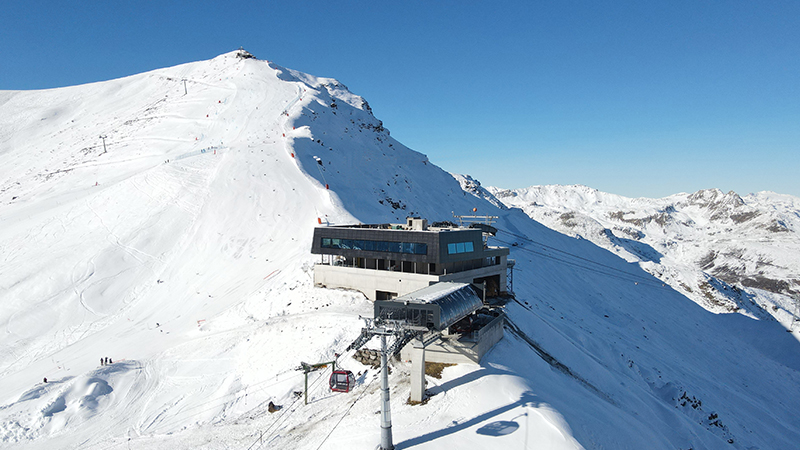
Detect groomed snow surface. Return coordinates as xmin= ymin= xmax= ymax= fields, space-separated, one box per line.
xmin=1 ymin=51 xmax=799 ymax=449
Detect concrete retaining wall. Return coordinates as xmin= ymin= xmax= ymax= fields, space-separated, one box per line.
xmin=314 ymin=265 xmax=438 ymax=300
xmin=399 ymin=316 xmax=504 ymax=365
xmin=314 ymin=264 xmax=507 ymax=300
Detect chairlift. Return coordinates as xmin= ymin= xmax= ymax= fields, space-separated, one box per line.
xmin=329 ymin=370 xmax=356 ymax=393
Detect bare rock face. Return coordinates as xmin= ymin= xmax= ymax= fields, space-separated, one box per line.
xmin=451 ymin=174 xmax=508 ymax=210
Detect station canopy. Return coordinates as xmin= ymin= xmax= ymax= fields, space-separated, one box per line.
xmin=374 ymin=282 xmax=483 ymax=331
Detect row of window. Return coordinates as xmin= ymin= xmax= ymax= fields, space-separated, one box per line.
xmin=321 ymin=238 xmax=428 ymax=255
xmin=447 ymin=241 xmax=475 ymax=254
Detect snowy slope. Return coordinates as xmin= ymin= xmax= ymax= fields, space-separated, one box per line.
xmin=484 ymin=184 xmax=800 ymax=326
xmin=1 ymin=51 xmax=799 ymax=450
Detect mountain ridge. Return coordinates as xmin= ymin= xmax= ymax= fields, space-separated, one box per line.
xmin=484 ymin=182 xmax=800 ymax=322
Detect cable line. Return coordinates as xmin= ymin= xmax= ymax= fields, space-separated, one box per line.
xmin=250 ymin=347 xmax=361 ymax=449
xmin=491 ymin=231 xmax=669 ymax=290
xmin=253 ymin=365 xmax=331 ymax=448
xmin=314 ymin=371 xmax=378 ymax=450
xmin=496 ymin=228 xmax=661 ymax=283
xmin=149 ymin=368 xmax=299 ymax=433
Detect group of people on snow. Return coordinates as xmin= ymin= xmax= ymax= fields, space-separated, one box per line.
xmin=41 ymin=357 xmax=116 ymax=385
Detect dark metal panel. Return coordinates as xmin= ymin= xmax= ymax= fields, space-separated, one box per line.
xmin=374 ymin=301 xmax=439 ymax=329
xmin=312 ymin=226 xmax=440 ymax=263
xmin=312 ymin=226 xmax=508 ymax=264
xmin=437 ymin=229 xmax=484 ymax=263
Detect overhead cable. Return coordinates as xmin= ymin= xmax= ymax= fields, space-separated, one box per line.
xmin=492 ymin=230 xmax=669 ymax=290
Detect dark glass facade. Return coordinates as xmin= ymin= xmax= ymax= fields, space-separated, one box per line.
xmin=321 ymin=238 xmax=428 ymax=255
xmin=446 ymin=242 xmax=474 ymax=254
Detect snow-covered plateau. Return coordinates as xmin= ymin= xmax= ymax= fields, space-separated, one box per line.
xmin=1 ymin=50 xmax=798 ymax=450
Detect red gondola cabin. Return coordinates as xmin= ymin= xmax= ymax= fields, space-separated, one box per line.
xmin=329 ymin=370 xmax=356 ymax=393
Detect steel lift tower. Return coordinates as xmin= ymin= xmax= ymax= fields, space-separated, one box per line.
xmin=346 ymin=282 xmax=484 ymax=450
xmin=347 ymin=318 xmax=423 ymax=450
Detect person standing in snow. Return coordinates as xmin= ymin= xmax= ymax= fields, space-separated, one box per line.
xmin=100 ymin=357 xmax=105 ymax=366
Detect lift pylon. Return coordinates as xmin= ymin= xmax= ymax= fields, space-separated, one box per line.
xmin=344 ymin=318 xmax=431 ymax=450
xmin=297 ymin=357 xmax=337 ymax=405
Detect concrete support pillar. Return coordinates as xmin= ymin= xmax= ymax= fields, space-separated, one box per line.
xmin=410 ymin=337 xmax=426 ymax=403
xmin=499 ymin=255 xmax=508 ymax=293
xmin=380 ymin=335 xmax=394 ymax=450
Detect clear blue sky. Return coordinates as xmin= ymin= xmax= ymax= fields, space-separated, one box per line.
xmin=2 ymin=1 xmax=798 ymax=198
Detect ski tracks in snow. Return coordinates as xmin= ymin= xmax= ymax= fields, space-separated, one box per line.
xmin=85 ymin=197 xmax=155 ymax=266
xmin=72 ymin=257 xmax=98 ymax=316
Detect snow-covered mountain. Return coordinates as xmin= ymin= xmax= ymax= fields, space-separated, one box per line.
xmin=484 ymin=184 xmax=800 ymax=325
xmin=1 ymin=50 xmax=799 ymax=450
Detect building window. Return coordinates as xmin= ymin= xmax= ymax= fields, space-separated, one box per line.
xmin=321 ymin=238 xmax=427 ymax=255
xmin=447 ymin=241 xmax=475 ymax=254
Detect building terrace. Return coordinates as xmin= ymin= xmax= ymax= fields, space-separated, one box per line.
xmin=311 ymin=218 xmax=510 ymax=300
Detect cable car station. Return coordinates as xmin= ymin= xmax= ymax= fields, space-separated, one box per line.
xmin=375 ymin=282 xmax=505 ymax=401
xmin=311 ymin=217 xmax=511 ymax=300
xmin=309 ymin=217 xmax=509 ymax=450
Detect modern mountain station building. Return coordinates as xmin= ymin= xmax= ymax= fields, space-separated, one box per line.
xmin=312 ymin=218 xmax=510 ymax=402
xmin=311 ymin=217 xmax=511 ymax=301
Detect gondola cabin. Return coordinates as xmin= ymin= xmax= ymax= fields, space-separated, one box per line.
xmin=329 ymin=370 xmax=356 ymax=393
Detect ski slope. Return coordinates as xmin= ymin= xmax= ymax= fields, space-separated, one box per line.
xmin=1 ymin=50 xmax=798 ymax=449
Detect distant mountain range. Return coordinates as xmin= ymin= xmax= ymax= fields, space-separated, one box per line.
xmin=466 ymin=178 xmax=799 ymax=327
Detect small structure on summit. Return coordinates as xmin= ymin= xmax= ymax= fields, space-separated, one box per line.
xmin=235 ymin=47 xmax=256 ymax=59
xmin=311 ymin=217 xmax=511 ymax=300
